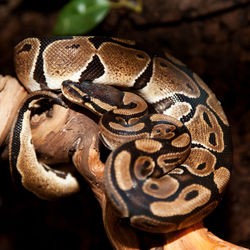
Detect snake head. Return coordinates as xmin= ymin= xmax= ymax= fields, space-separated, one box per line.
xmin=61 ymin=80 xmax=124 ymax=116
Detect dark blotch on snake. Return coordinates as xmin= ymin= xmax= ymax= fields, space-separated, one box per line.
xmin=65 ymin=44 xmax=80 ymax=49
xmin=197 ymin=162 xmax=206 ymax=170
xmin=79 ymin=55 xmax=105 ymax=82
xmin=203 ymin=112 xmax=212 ymax=127
xmin=150 ymin=183 xmax=159 ymax=190
xmin=17 ymin=44 xmax=32 ymax=54
xmin=133 ymin=60 xmax=153 ymax=90
xmin=140 ymin=160 xmax=152 ymax=177
xmin=185 ymin=190 xmax=199 ymax=201
xmin=209 ymin=133 xmax=217 ymax=146
xmin=163 ymin=158 xmax=180 ymax=164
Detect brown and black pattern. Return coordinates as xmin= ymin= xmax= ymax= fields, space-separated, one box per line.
xmin=9 ymin=91 xmax=80 ymax=200
xmin=12 ymin=36 xmax=232 ymax=234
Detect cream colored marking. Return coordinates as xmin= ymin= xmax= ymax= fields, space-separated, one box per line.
xmin=182 ymin=148 xmax=216 ymax=176
xmin=96 ymin=42 xmax=150 ymax=87
xmin=150 ymin=184 xmax=211 ymax=217
xmin=178 ymin=201 xmax=218 ymax=229
xmin=143 ymin=175 xmax=179 ymax=199
xmin=131 ymin=215 xmax=177 ymax=233
xmin=14 ymin=38 xmax=41 ymax=91
xmin=207 ymin=94 xmax=229 ymax=126
xmin=151 ymin=124 xmax=176 ymax=140
xmin=135 ymin=139 xmax=162 ymax=153
xmin=92 ymin=97 xmax=116 ymax=112
xmin=113 ymin=92 xmax=147 ymax=116
xmin=150 ymin=114 xmax=183 ymax=127
xmin=193 ymin=73 xmax=229 ymax=126
xmin=186 ymin=105 xmax=224 ymax=152
xmin=134 ymin=156 xmax=154 ymax=180
xmin=114 ymin=150 xmax=133 ymax=191
xmin=170 ymin=168 xmax=184 ymax=175
xmin=138 ymin=57 xmax=200 ymax=104
xmin=171 ymin=133 xmax=190 ymax=148
xmin=157 ymin=152 xmax=181 ymax=170
xmin=43 ymin=37 xmax=96 ymax=89
xmin=213 ymin=167 xmax=230 ymax=193
xmin=109 ymin=121 xmax=145 ymax=132
xmin=163 ymin=102 xmax=192 ymax=121
xmin=128 ymin=117 xmax=140 ymax=125
xmin=157 ymin=148 xmax=190 ymax=173
xmin=100 ymin=122 xmax=149 ymax=150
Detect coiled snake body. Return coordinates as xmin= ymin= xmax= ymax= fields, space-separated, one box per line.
xmin=11 ymin=36 xmax=232 ymax=233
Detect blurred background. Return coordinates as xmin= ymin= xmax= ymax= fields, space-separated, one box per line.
xmin=0 ymin=0 xmax=249 ymax=249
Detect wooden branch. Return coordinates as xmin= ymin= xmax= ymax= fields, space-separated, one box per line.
xmin=0 ymin=75 xmax=27 ymax=147
xmin=30 ymin=104 xmax=100 ymax=166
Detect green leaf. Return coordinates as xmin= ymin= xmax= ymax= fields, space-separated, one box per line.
xmin=53 ymin=0 xmax=110 ymax=35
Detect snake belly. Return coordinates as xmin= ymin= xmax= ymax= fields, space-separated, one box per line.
xmin=13 ymin=36 xmax=232 ymax=233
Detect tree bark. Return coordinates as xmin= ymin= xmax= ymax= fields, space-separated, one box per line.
xmin=0 ymin=75 xmax=27 ymax=147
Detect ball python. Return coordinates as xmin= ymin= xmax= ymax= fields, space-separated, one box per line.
xmin=11 ymin=36 xmax=232 ymax=233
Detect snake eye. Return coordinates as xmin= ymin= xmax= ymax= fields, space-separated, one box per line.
xmin=82 ymin=95 xmax=91 ymax=102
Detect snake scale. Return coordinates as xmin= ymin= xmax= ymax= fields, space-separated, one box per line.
xmin=10 ymin=36 xmax=232 ymax=233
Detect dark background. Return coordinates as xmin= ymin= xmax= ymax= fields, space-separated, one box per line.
xmin=0 ymin=0 xmax=249 ymax=249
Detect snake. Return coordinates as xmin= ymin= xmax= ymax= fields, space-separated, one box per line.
xmin=10 ymin=36 xmax=232 ymax=233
